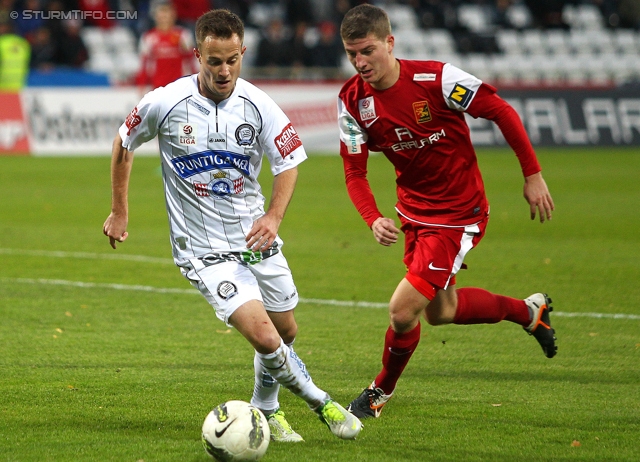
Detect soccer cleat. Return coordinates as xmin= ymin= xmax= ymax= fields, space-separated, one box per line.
xmin=315 ymin=399 xmax=363 ymax=440
xmin=347 ymin=383 xmax=393 ymax=419
xmin=266 ymin=409 xmax=304 ymax=442
xmin=524 ymin=293 xmax=557 ymax=358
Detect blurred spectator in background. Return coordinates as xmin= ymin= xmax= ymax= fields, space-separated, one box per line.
xmin=29 ymin=26 xmax=57 ymax=70
xmin=491 ymin=0 xmax=517 ymax=29
xmin=14 ymin=0 xmax=46 ymax=40
xmin=56 ymin=18 xmax=89 ymax=68
xmin=617 ymin=0 xmax=640 ymax=28
xmin=284 ymin=0 xmax=315 ymax=27
xmin=310 ymin=20 xmax=342 ymax=68
xmin=0 ymin=18 xmax=31 ymax=91
xmin=172 ymin=0 xmax=211 ymax=34
xmin=255 ymin=17 xmax=294 ymax=67
xmin=135 ymin=1 xmax=196 ymax=88
xmin=524 ymin=0 xmax=570 ymax=29
xmin=290 ymin=21 xmax=313 ymax=68
xmin=79 ymin=0 xmax=116 ymax=29
xmin=412 ymin=0 xmax=461 ymax=29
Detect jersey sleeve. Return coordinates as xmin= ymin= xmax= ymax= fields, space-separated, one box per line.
xmin=258 ymin=99 xmax=307 ymax=176
xmin=338 ymin=97 xmax=382 ymax=228
xmin=440 ymin=63 xmax=483 ymax=112
xmin=466 ymin=85 xmax=541 ymax=177
xmin=118 ymin=89 xmax=161 ymax=152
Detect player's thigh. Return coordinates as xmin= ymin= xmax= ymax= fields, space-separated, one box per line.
xmin=229 ymin=299 xmax=282 ymax=353
xmin=178 ymin=259 xmax=264 ymax=327
xmin=249 ymin=251 xmax=299 ymax=313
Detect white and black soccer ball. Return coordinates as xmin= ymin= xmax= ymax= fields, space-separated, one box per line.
xmin=202 ymin=400 xmax=270 ymax=461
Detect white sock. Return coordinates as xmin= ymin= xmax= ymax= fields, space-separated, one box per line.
xmin=250 ymin=349 xmax=281 ymax=415
xmin=256 ymin=339 xmax=328 ymax=410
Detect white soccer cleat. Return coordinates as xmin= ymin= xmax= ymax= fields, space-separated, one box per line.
xmin=316 ymin=399 xmax=363 ymax=440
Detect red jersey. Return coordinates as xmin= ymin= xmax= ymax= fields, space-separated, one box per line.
xmin=136 ymin=27 xmax=195 ymax=89
xmin=338 ymin=59 xmax=540 ymax=228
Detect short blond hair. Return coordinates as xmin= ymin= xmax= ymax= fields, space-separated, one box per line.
xmin=340 ymin=4 xmax=391 ymax=42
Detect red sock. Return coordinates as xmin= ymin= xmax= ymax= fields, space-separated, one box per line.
xmin=374 ymin=324 xmax=421 ymax=395
xmin=453 ymin=287 xmax=531 ymax=326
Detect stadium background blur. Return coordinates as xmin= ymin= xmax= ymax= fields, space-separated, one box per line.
xmin=2 ymin=0 xmax=640 ymax=87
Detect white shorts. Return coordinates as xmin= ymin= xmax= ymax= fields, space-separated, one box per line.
xmin=177 ymin=251 xmax=298 ymax=327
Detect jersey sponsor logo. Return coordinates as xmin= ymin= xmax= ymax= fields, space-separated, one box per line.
xmin=217 ymin=281 xmax=238 ymax=301
xmin=235 ymin=123 xmax=256 ymax=146
xmin=413 ymin=73 xmax=436 ymax=81
xmin=187 ymin=98 xmax=210 ymax=115
xmin=345 ymin=118 xmax=361 ymax=154
xmin=412 ymin=101 xmax=432 ymax=124
xmin=275 ymin=123 xmax=302 ymax=158
xmin=179 ymin=123 xmax=197 ymax=145
xmin=208 ymin=135 xmax=226 ymax=144
xmin=125 ymin=106 xmax=141 ymax=135
xmin=391 ymin=128 xmax=446 ymax=151
xmin=358 ymin=96 xmax=376 ymax=121
xmin=447 ymin=84 xmax=474 ymax=108
xmin=171 ymin=150 xmax=251 ymax=179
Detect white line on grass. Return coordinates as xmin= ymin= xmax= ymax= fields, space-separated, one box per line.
xmin=0 ymin=248 xmax=174 ymax=265
xmin=2 ymin=277 xmax=639 ymax=321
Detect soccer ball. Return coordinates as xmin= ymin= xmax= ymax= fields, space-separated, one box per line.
xmin=201 ymin=400 xmax=270 ymax=461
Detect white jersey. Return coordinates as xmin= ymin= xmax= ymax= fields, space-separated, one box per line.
xmin=119 ymin=75 xmax=307 ymax=260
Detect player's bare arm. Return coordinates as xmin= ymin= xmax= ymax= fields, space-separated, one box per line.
xmin=103 ymin=134 xmax=134 ymax=249
xmin=523 ymin=172 xmax=555 ymax=223
xmin=246 ymin=167 xmax=298 ymax=251
xmin=372 ymin=217 xmax=400 ymax=246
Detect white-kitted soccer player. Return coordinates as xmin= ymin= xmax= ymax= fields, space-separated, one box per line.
xmin=103 ymin=9 xmax=361 ymax=442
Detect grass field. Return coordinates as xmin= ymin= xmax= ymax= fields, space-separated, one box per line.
xmin=1 ymin=147 xmax=639 ymax=461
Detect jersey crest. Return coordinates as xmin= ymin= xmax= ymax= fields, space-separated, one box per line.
xmin=412 ymin=101 xmax=432 ymax=124
xmin=235 ymin=123 xmax=256 ymax=146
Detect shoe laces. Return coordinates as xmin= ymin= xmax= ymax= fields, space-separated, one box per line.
xmin=367 ymin=387 xmax=387 ymax=405
xmin=320 ymin=401 xmax=345 ymax=424
xmin=268 ymin=410 xmax=294 ymax=432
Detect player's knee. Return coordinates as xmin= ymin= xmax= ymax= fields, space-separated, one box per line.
xmin=389 ymin=307 xmax=420 ymax=332
xmin=278 ymin=323 xmax=297 ymax=345
xmin=245 ymin=327 xmax=283 ymax=354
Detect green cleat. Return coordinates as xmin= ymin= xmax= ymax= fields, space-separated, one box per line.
xmin=266 ymin=409 xmax=304 ymax=442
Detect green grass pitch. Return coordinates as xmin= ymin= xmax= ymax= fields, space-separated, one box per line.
xmin=1 ymin=147 xmax=639 ymax=461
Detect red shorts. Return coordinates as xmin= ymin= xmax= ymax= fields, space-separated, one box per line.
xmin=401 ymin=215 xmax=488 ymax=300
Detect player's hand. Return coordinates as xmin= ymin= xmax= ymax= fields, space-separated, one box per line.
xmin=246 ymin=213 xmax=280 ymax=252
xmin=524 ymin=172 xmax=555 ymax=223
xmin=372 ymin=217 xmax=400 ymax=246
xmin=103 ymin=213 xmax=129 ymax=249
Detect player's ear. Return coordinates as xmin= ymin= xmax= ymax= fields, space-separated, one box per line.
xmin=194 ymin=47 xmax=201 ymax=61
xmin=241 ymin=45 xmax=246 ymax=56
xmin=387 ymin=35 xmax=395 ymax=53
